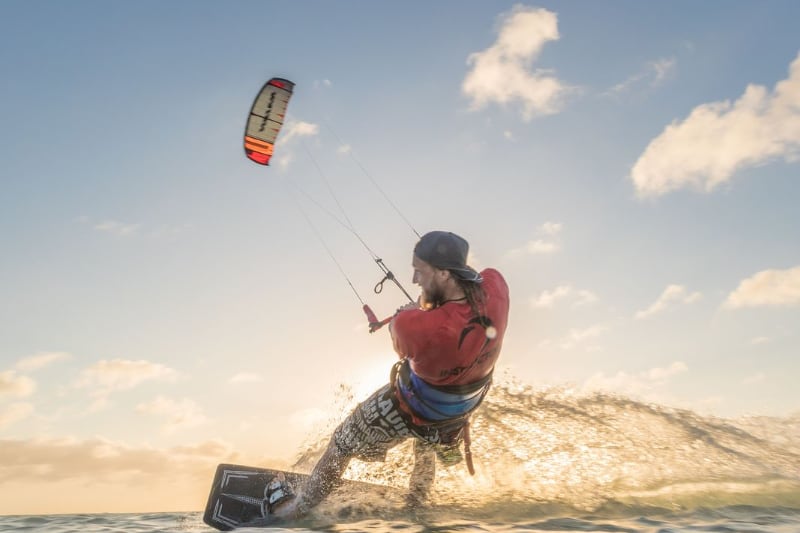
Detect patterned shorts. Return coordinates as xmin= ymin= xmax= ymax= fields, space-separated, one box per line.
xmin=332 ymin=383 xmax=466 ymax=462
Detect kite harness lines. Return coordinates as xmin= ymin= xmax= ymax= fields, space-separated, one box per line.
xmin=243 ymin=77 xmax=418 ymax=332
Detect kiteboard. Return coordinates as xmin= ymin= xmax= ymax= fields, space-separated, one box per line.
xmin=203 ymin=463 xmax=395 ymax=530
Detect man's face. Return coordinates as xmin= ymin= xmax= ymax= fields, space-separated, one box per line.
xmin=412 ymin=255 xmax=446 ymax=308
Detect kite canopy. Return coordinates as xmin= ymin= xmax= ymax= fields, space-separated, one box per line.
xmin=244 ymin=77 xmax=294 ymax=165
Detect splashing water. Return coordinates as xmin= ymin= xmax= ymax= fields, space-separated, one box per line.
xmin=291 ymin=374 xmax=800 ymax=520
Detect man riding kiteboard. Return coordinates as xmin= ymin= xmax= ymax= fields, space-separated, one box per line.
xmin=268 ymin=230 xmax=510 ymax=519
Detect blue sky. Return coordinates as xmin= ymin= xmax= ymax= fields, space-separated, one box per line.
xmin=1 ymin=0 xmax=799 ymax=514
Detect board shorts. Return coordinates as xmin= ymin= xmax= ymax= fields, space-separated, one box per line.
xmin=332 ymin=382 xmax=466 ymax=462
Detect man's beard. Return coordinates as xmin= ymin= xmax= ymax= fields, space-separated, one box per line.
xmin=420 ymin=284 xmax=447 ymax=309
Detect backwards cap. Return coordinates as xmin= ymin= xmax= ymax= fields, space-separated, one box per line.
xmin=414 ymin=231 xmax=482 ymax=283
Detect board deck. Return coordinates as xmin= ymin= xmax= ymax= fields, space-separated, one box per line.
xmin=202 ymin=463 xmax=393 ymax=530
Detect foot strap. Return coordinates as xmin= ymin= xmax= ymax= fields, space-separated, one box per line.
xmin=265 ymin=473 xmax=296 ymax=514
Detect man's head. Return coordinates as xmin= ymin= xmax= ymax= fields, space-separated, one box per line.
xmin=412 ymin=231 xmax=482 ymax=307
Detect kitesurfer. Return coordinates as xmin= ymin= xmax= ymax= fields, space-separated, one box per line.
xmin=269 ymin=230 xmax=510 ymax=518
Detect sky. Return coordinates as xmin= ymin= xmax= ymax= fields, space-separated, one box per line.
xmin=1 ymin=0 xmax=799 ymax=515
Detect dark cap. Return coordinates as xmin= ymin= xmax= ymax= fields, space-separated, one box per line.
xmin=414 ymin=231 xmax=483 ymax=283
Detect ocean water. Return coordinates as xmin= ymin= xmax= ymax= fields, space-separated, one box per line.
xmin=3 ymin=382 xmax=799 ymax=532
xmin=2 ymin=507 xmax=800 ymax=533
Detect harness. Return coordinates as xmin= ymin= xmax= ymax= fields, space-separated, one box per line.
xmin=395 ymin=359 xmax=491 ymax=421
xmin=390 ymin=359 xmax=492 ymax=475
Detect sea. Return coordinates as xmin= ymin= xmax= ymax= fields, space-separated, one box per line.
xmin=2 ymin=381 xmax=799 ymax=532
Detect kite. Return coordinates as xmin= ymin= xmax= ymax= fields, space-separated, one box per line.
xmin=244 ymin=78 xmax=294 ymax=165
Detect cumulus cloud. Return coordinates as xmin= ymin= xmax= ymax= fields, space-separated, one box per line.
xmin=15 ymin=352 xmax=70 ymax=372
xmin=75 ymin=359 xmax=178 ymax=409
xmin=136 ymin=396 xmax=209 ymax=433
xmin=560 ymin=325 xmax=606 ymax=350
xmin=583 ymin=361 xmax=688 ymax=396
xmin=0 ymin=437 xmax=239 ymax=514
xmin=273 ymin=120 xmax=320 ymax=169
xmin=635 ymin=284 xmax=702 ymax=319
xmin=531 ymin=284 xmax=597 ymax=308
xmin=0 ymin=436 xmax=232 ymax=484
xmin=462 ymin=5 xmax=572 ymax=120
xmin=724 ymin=266 xmax=800 ymax=309
xmin=508 ymin=222 xmax=563 ymax=257
xmin=539 ymin=324 xmax=607 ymax=351
xmin=0 ymin=371 xmax=36 ymax=398
xmin=631 ymin=51 xmax=800 ymax=197
xmin=280 ymin=120 xmax=319 ymax=144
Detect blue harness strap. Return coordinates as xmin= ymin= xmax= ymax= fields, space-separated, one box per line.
xmin=395 ymin=360 xmax=491 ymax=422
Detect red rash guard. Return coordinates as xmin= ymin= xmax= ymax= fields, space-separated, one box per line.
xmin=391 ymin=268 xmax=510 ymax=387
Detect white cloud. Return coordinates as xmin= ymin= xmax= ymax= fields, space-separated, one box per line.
xmin=0 ymin=437 xmax=242 ymax=514
xmin=462 ymin=5 xmax=572 ymax=120
xmin=274 ymin=120 xmax=320 ymax=170
xmin=531 ymin=284 xmax=597 ymax=308
xmin=93 ymin=220 xmax=141 ymax=237
xmin=742 ymin=372 xmax=766 ymax=385
xmin=0 ymin=403 xmax=34 ymax=429
xmin=606 ymin=57 xmax=676 ymax=95
xmin=631 ymin=51 xmax=800 ymax=197
xmin=76 ymin=359 xmax=178 ymax=409
xmin=650 ymin=57 xmax=677 ymax=85
xmin=275 ymin=151 xmax=294 ymax=170
xmin=540 ymin=222 xmax=562 ymax=235
xmin=544 ymin=324 xmax=607 ymax=351
xmin=518 ymin=239 xmax=559 ymax=255
xmin=337 ymin=144 xmax=352 ymax=154
xmin=583 ymin=361 xmax=688 ymax=396
xmin=15 ymin=352 xmax=70 ymax=372
xmin=228 ymin=372 xmax=264 ymax=384
xmin=150 ymin=223 xmax=193 ymax=240
xmin=0 ymin=436 xmax=232 ymax=483
xmin=0 ymin=371 xmax=36 ymax=398
xmin=136 ymin=396 xmax=209 ymax=433
xmin=635 ymin=284 xmax=702 ymax=319
xmin=564 ymin=325 xmax=606 ymax=347
xmin=78 ymin=217 xmax=190 ymax=240
xmin=724 ymin=266 xmax=800 ymax=309
xmin=280 ymin=120 xmax=319 ymax=144
xmin=508 ymin=222 xmax=563 ymax=257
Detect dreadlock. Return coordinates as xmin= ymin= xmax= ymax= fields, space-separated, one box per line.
xmin=456 ymin=277 xmax=489 ymax=327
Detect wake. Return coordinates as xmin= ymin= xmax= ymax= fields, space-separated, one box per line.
xmin=290 ymin=374 xmax=800 ymax=516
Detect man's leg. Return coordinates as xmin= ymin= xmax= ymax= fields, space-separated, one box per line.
xmin=297 ymin=437 xmax=351 ymax=511
xmin=407 ymin=438 xmax=435 ymax=508
xmin=272 ymin=383 xmax=401 ymax=518
xmin=271 ymin=436 xmax=351 ymax=519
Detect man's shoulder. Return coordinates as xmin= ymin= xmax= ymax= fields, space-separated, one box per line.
xmin=480 ymin=268 xmax=508 ymax=290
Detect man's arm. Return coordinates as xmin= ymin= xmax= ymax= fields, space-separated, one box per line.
xmin=389 ymin=300 xmax=422 ymax=357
